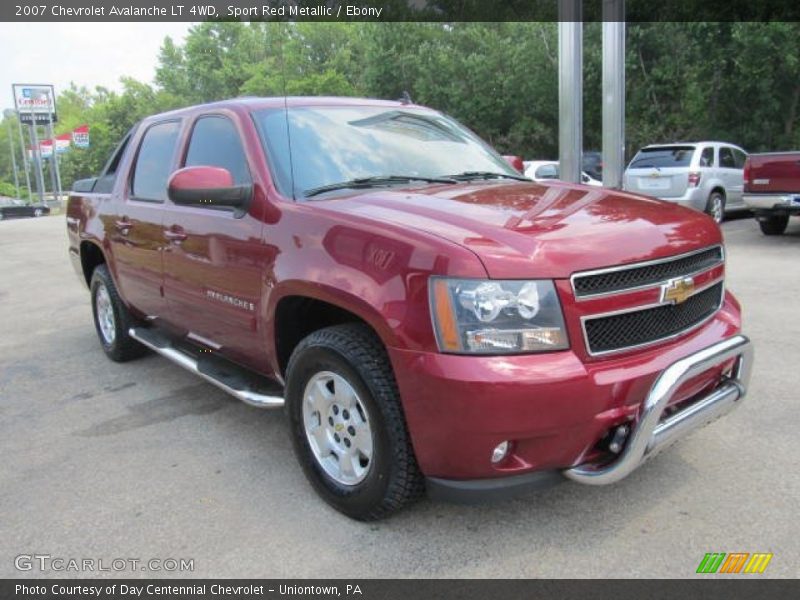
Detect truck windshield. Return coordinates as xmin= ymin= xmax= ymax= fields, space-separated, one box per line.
xmin=629 ymin=146 xmax=696 ymax=169
xmin=254 ymin=105 xmax=519 ymax=199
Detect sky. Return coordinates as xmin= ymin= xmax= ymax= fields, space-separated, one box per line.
xmin=0 ymin=22 xmax=193 ymax=111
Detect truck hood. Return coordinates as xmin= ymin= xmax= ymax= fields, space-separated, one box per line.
xmin=315 ymin=180 xmax=723 ymax=279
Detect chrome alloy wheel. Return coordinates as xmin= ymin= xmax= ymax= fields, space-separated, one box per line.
xmin=95 ymin=283 xmax=116 ymax=345
xmin=709 ymin=194 xmax=724 ymax=223
xmin=302 ymin=371 xmax=374 ymax=486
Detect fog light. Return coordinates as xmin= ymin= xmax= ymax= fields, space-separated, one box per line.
xmin=491 ymin=441 xmax=510 ymax=464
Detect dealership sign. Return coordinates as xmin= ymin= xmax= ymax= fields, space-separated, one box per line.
xmin=12 ymin=83 xmax=58 ymax=124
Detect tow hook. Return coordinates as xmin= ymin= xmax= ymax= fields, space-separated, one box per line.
xmin=607 ymin=424 xmax=630 ymax=454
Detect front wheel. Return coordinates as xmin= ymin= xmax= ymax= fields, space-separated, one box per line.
xmin=285 ymin=324 xmax=424 ymax=520
xmin=33 ymin=208 xmax=43 ymax=217
xmin=758 ymin=215 xmax=789 ymax=236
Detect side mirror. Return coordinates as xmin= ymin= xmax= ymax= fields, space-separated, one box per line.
xmin=502 ymin=155 xmax=525 ymax=173
xmin=72 ymin=177 xmax=98 ymax=193
xmin=167 ymin=166 xmax=252 ymax=210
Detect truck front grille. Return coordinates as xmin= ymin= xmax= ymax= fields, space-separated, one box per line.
xmin=583 ymin=282 xmax=725 ymax=355
xmin=572 ymin=246 xmax=723 ymax=298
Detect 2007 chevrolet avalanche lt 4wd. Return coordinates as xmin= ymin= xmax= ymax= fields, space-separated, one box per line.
xmin=67 ymin=97 xmax=753 ymax=520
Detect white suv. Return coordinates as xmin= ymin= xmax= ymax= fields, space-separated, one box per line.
xmin=624 ymin=142 xmax=747 ymax=222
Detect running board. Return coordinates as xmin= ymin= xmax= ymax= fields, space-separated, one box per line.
xmin=129 ymin=327 xmax=284 ymax=409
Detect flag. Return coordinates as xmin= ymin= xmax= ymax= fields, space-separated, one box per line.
xmin=72 ymin=124 xmax=90 ymax=148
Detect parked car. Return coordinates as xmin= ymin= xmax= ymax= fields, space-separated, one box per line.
xmin=67 ymin=97 xmax=752 ymax=520
xmin=582 ymin=150 xmax=603 ymax=181
xmin=624 ymin=142 xmax=748 ymax=223
xmin=743 ymin=151 xmax=800 ymax=235
xmin=523 ymin=160 xmax=602 ymax=186
xmin=0 ymin=197 xmax=50 ymax=220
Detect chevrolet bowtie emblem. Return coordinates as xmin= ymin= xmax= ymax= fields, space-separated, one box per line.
xmin=662 ymin=277 xmax=696 ymax=305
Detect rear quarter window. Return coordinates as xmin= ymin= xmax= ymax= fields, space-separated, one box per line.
xmin=699 ymin=146 xmax=715 ymax=168
xmin=629 ymin=146 xmax=695 ymax=169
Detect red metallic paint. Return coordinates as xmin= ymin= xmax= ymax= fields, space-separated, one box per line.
xmin=168 ymin=165 xmax=234 ymax=191
xmin=66 ymin=97 xmax=742 ymax=483
xmin=744 ymin=152 xmax=800 ymax=193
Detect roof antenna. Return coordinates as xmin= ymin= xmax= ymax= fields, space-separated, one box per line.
xmin=398 ymin=90 xmax=413 ymax=105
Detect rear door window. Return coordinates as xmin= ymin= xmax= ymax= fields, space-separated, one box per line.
xmin=699 ymin=146 xmax=715 ymax=168
xmin=131 ymin=120 xmax=181 ymax=202
xmin=183 ymin=116 xmax=251 ymax=186
xmin=629 ymin=146 xmax=695 ymax=169
xmin=719 ymin=147 xmax=737 ymax=169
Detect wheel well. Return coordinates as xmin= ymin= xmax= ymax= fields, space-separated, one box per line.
xmin=710 ymin=187 xmax=726 ymax=199
xmin=79 ymin=241 xmax=106 ymax=286
xmin=274 ymin=296 xmax=375 ymax=377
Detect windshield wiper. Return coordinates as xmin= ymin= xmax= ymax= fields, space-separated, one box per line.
xmin=304 ymin=175 xmax=458 ymax=198
xmin=443 ymin=171 xmax=530 ymax=182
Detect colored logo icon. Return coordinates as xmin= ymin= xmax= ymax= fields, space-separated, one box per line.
xmin=696 ymin=552 xmax=773 ymax=574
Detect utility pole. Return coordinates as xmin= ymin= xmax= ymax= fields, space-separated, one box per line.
xmin=43 ymin=90 xmax=62 ymax=202
xmin=602 ymin=0 xmax=626 ymax=189
xmin=558 ymin=0 xmax=583 ymax=184
xmin=13 ymin=110 xmax=33 ymax=202
xmin=29 ymin=115 xmax=46 ymax=205
xmin=31 ymin=88 xmax=61 ymax=205
xmin=3 ymin=109 xmax=21 ymax=199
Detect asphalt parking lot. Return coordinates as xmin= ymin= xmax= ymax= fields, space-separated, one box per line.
xmin=1 ymin=213 xmax=798 ymax=578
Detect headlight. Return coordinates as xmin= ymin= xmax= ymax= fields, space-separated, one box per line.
xmin=429 ymin=278 xmax=569 ymax=354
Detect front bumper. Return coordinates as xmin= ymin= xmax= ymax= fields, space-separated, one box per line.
xmin=390 ymin=294 xmax=749 ymax=496
xmin=564 ymin=334 xmax=752 ymax=485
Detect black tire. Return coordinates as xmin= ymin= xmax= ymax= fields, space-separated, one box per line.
xmin=33 ymin=208 xmax=43 ymax=217
xmin=90 ymin=264 xmax=147 ymax=362
xmin=758 ymin=215 xmax=789 ymax=236
xmin=706 ymin=191 xmax=726 ymax=224
xmin=286 ymin=323 xmax=424 ymax=521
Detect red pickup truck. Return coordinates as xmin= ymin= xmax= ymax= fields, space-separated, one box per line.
xmin=67 ymin=97 xmax=753 ymax=520
xmin=743 ymin=152 xmax=800 ymax=235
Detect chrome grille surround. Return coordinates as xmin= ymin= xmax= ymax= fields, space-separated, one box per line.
xmin=571 ymin=245 xmax=724 ymax=300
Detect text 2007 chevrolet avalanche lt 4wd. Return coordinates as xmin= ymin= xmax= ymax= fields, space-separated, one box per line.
xmin=66 ymin=97 xmax=753 ymax=520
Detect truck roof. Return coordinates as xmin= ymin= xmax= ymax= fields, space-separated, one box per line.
xmin=143 ymin=96 xmax=428 ymax=121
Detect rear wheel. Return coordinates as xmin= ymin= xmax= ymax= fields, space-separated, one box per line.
xmin=90 ymin=264 xmax=147 ymax=362
xmin=706 ymin=191 xmax=725 ymax=223
xmin=286 ymin=323 xmax=424 ymax=520
xmin=758 ymin=215 xmax=789 ymax=236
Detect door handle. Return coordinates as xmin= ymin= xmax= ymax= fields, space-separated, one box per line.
xmin=164 ymin=228 xmax=188 ymax=242
xmin=114 ymin=219 xmax=132 ymax=234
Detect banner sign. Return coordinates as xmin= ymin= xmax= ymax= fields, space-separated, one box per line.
xmin=12 ymin=83 xmax=58 ymax=124
xmin=72 ymin=124 xmax=90 ymax=148
xmin=28 ymin=127 xmax=89 ymax=159
xmin=39 ymin=135 xmax=71 ymax=158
